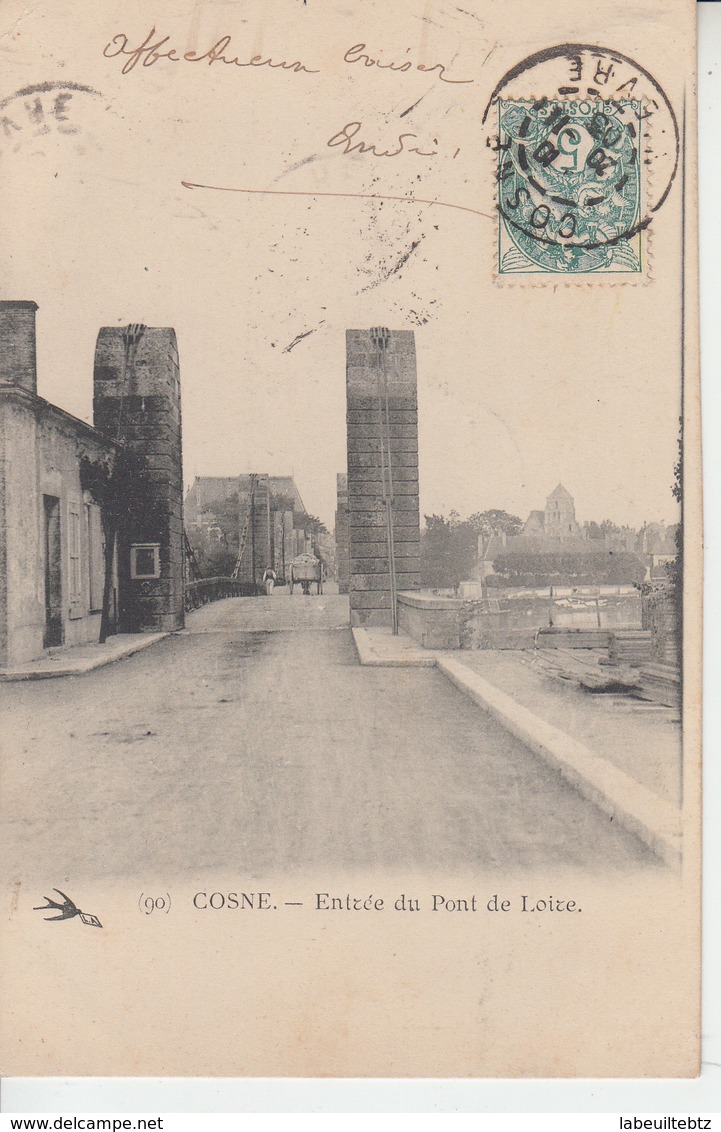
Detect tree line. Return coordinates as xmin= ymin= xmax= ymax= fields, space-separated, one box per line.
xmin=421 ymin=509 xmax=647 ymax=590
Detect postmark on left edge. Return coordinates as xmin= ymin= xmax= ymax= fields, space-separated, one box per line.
xmin=0 ymin=81 xmax=109 ymax=157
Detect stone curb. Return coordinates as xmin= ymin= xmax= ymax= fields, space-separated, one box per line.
xmin=437 ymin=656 xmax=682 ymax=869
xmin=351 ymin=628 xmax=681 ymax=867
xmin=0 ymin=632 xmax=172 ymax=681
xmin=351 ymin=627 xmax=437 ymax=667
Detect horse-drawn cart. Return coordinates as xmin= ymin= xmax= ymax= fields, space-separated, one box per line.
xmin=288 ymin=553 xmax=324 ymax=595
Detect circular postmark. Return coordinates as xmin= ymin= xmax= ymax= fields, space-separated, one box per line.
xmin=482 ymin=45 xmax=680 ymax=274
xmin=0 ymin=81 xmax=108 ymax=157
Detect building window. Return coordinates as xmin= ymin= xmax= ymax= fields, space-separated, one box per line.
xmin=130 ymin=543 xmax=161 ymax=579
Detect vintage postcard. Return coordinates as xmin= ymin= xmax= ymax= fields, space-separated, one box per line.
xmin=0 ymin=0 xmax=700 ymax=1078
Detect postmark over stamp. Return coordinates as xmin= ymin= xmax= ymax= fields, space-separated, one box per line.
xmin=483 ymin=45 xmax=680 ymax=279
xmin=496 ymin=98 xmax=643 ymax=274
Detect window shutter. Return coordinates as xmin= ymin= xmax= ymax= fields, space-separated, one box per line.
xmin=68 ymin=501 xmax=83 ymax=619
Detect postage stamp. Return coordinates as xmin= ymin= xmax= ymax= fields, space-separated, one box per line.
xmin=496 ymin=98 xmax=644 ymax=275
xmin=483 ymin=45 xmax=680 ymax=279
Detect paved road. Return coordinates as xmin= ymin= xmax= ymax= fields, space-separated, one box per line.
xmin=1 ymin=590 xmax=656 ymax=879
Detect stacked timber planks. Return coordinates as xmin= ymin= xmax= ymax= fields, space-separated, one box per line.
xmin=534 ymin=648 xmax=640 ymax=692
xmin=535 ymin=646 xmax=677 ymax=708
xmin=608 ymin=629 xmax=654 ymax=667
xmin=636 ymin=663 xmax=681 ymax=709
xmin=537 ymin=628 xmax=611 ymax=649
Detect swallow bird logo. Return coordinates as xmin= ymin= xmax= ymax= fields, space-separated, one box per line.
xmin=34 ymin=889 xmax=102 ymax=928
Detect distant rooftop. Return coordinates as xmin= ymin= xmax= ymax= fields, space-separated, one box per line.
xmin=547 ymin=483 xmax=574 ymax=501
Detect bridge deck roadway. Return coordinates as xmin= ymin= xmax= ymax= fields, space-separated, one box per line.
xmin=1 ymin=590 xmax=657 ymax=879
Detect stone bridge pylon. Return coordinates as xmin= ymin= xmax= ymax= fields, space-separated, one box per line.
xmin=345 ymin=328 xmax=421 ymax=628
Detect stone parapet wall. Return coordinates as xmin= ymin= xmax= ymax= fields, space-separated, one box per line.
xmin=397 ymin=592 xmax=462 ymax=649
xmin=459 ymin=606 xmax=539 ymax=650
xmin=397 ymin=592 xmax=563 ymax=651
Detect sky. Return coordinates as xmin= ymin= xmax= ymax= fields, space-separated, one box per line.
xmin=1 ymin=0 xmax=685 ymax=532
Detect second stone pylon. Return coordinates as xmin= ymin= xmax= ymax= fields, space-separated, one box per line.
xmin=345 ymin=328 xmax=422 ymax=628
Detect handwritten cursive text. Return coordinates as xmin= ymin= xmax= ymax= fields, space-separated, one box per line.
xmin=102 ymin=29 xmax=475 ymax=85
xmin=343 ymin=43 xmax=473 ymax=84
xmin=327 ymin=121 xmax=441 ymax=158
xmin=103 ymin=28 xmax=319 ymax=76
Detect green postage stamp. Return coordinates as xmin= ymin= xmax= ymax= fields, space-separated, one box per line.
xmin=496 ymin=98 xmax=644 ymax=275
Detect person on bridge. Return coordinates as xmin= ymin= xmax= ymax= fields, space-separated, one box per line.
xmin=262 ymin=567 xmax=277 ymax=596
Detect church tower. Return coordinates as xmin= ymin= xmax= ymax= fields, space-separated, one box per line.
xmin=544 ymin=483 xmax=580 ymax=538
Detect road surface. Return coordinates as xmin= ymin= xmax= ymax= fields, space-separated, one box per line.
xmin=1 ymin=589 xmax=656 ymax=879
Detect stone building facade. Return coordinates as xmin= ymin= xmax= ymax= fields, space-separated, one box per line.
xmin=0 ymin=301 xmax=184 ymax=668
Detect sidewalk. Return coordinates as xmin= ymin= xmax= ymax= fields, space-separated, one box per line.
xmin=352 ymin=625 xmax=437 ymax=666
xmin=0 ymin=632 xmax=170 ymax=680
xmin=352 ymin=627 xmax=682 ymax=867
